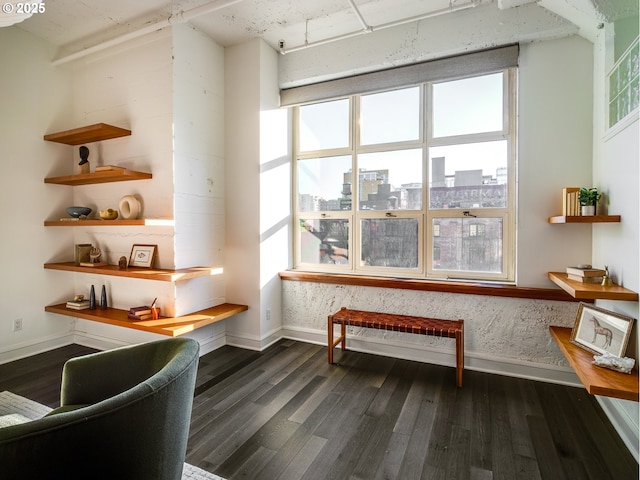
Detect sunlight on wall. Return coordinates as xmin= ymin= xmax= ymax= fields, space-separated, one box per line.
xmin=259 ymin=108 xmax=291 ymax=290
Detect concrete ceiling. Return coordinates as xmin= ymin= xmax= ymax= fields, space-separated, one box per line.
xmin=11 ymin=0 xmax=639 ymax=59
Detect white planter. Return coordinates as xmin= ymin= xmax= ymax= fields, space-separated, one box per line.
xmin=581 ymin=205 xmax=595 ymax=216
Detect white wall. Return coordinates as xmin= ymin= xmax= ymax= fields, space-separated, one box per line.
xmin=591 ymin=24 xmax=639 ymax=460
xmin=173 ymin=23 xmax=227 ymax=318
xmin=0 ymin=27 xmax=75 ymax=362
xmin=224 ymin=40 xmax=263 ymax=346
xmin=224 ymin=39 xmax=288 ymax=350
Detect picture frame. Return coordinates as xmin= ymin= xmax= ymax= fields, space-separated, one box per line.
xmin=570 ymin=303 xmax=635 ymax=357
xmin=128 ymin=244 xmax=157 ymax=269
xmin=74 ymin=243 xmax=92 ymax=265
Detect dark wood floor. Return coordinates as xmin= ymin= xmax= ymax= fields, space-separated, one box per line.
xmin=0 ymin=340 xmax=637 ymax=480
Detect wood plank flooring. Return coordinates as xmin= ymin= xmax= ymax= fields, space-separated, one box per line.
xmin=0 ymin=340 xmax=636 ymax=480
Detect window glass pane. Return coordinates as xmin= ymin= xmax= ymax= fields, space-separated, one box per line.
xmin=299 ymin=99 xmax=350 ymax=151
xmin=299 ymin=219 xmax=349 ymax=265
xmin=429 ymin=141 xmax=507 ymax=209
xmin=298 ymin=155 xmax=352 ymax=212
xmin=357 ymin=149 xmax=422 ymax=210
xmin=361 ymin=218 xmax=418 ymax=268
xmin=433 ymin=73 xmax=503 ymax=137
xmin=432 ymin=218 xmax=502 ymax=273
xmin=360 ymin=87 xmax=420 ymax=145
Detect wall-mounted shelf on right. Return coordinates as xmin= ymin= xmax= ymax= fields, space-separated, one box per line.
xmin=548 ymin=215 xmax=621 ymax=224
xmin=548 ymin=272 xmax=638 ymax=301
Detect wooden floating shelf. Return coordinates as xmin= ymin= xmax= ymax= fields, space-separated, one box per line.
xmin=45 ymin=303 xmax=248 ymax=337
xmin=549 ymin=326 xmax=638 ymax=402
xmin=44 ymin=262 xmax=222 ymax=282
xmin=548 ymin=272 xmax=638 ymax=301
xmin=44 ymin=218 xmax=174 ymax=227
xmin=548 ymin=215 xmax=621 ymax=224
xmin=45 ymin=169 xmax=152 ymax=186
xmin=44 ymin=123 xmax=131 ymax=145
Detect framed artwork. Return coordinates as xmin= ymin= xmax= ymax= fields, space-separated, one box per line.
xmin=570 ymin=303 xmax=635 ymax=357
xmin=129 ymin=244 xmax=157 ymax=269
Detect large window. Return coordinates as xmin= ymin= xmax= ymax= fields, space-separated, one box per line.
xmin=293 ymin=68 xmax=516 ymax=282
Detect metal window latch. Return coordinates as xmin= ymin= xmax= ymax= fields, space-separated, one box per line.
xmin=321 ymin=213 xmax=328 ymax=218
xmin=385 ymin=212 xmax=397 ymax=217
xmin=463 ymin=211 xmax=476 ymax=218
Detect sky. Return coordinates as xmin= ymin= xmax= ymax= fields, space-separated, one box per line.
xmin=297 ymin=71 xmax=507 ymax=201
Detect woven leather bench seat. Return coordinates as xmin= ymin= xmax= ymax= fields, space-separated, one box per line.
xmin=328 ymin=307 xmax=464 ymax=387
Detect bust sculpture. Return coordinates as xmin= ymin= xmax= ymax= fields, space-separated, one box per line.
xmin=78 ymin=145 xmax=90 ymax=174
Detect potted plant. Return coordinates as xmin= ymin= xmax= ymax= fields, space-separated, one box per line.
xmin=579 ymin=187 xmax=602 ymax=215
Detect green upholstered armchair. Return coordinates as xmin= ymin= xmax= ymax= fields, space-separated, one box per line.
xmin=0 ymin=337 xmax=200 ymax=480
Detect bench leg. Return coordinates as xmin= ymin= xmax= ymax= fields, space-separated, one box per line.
xmin=328 ymin=317 xmax=347 ymax=364
xmin=328 ymin=315 xmax=334 ymax=364
xmin=455 ymin=327 xmax=464 ymax=387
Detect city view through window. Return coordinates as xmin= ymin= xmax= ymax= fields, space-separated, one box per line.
xmin=295 ymin=70 xmax=514 ymax=280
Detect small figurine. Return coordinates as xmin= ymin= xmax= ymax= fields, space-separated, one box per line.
xmin=119 ymin=256 xmax=128 ymax=269
xmin=89 ymin=247 xmax=101 ymax=264
xmin=78 ymin=145 xmax=90 ymax=174
xmin=601 ymin=265 xmax=613 ymax=286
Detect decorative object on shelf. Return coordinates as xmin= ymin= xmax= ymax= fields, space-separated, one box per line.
xmin=593 ymin=351 xmax=636 ymax=374
xmin=89 ymin=285 xmax=96 ymax=310
xmin=74 ymin=243 xmax=92 ymax=265
xmin=100 ymin=285 xmax=108 ymax=310
xmin=78 ymin=145 xmax=90 ymax=174
xmin=565 ymin=265 xmax=606 ymax=283
xmin=99 ymin=208 xmax=119 ymax=220
xmin=128 ymin=304 xmax=161 ymax=321
xmin=601 ymin=265 xmax=613 ymax=287
xmin=570 ymin=303 xmax=635 ymax=357
xmin=129 ymin=244 xmax=157 ymax=269
xmin=151 ymin=297 xmax=159 ymax=320
xmin=66 ymin=206 xmax=92 ymax=218
xmin=66 ymin=297 xmax=90 ymax=310
xmin=562 ymin=187 xmax=580 ymax=216
xmin=95 ymin=165 xmax=126 ymax=172
xmin=119 ymin=195 xmax=141 ymax=219
xmin=118 ymin=256 xmax=128 ymax=269
xmin=90 ymin=247 xmax=101 ymax=263
xmin=578 ymin=187 xmax=602 ymax=216
xmin=80 ymin=247 xmax=108 ymax=267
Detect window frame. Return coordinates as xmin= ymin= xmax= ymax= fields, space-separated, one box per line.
xmin=293 ymin=67 xmax=517 ymax=282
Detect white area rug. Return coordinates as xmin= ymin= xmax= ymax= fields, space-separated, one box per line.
xmin=0 ymin=391 xmax=224 ymax=480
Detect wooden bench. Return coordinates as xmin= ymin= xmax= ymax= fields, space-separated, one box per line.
xmin=328 ymin=307 xmax=464 ymax=387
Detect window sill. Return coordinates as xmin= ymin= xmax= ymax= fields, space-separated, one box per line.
xmin=279 ymin=270 xmax=580 ymax=302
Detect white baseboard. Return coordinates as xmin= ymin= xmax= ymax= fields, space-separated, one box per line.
xmin=0 ymin=333 xmax=74 ymax=365
xmin=225 ymin=327 xmax=284 ymax=352
xmin=596 ymin=396 xmax=640 ymax=463
xmin=279 ymin=326 xmax=582 ymax=387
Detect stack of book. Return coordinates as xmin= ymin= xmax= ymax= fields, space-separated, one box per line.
xmin=95 ymin=165 xmax=126 ymax=172
xmin=562 ymin=187 xmax=580 ymax=216
xmin=566 ymin=266 xmax=606 ymax=283
xmin=128 ymin=306 xmax=160 ymax=321
xmin=66 ymin=298 xmax=90 ymax=310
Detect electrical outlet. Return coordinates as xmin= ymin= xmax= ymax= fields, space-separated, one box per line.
xmin=13 ymin=318 xmax=22 ymax=332
xmin=266 ymin=308 xmax=271 ymax=321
